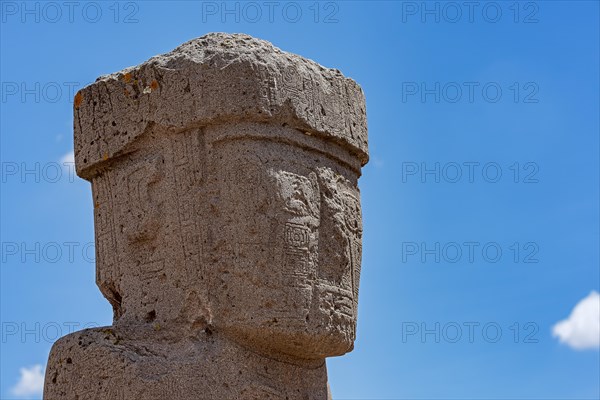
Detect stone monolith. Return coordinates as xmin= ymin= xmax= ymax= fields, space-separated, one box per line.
xmin=44 ymin=33 xmax=369 ymax=400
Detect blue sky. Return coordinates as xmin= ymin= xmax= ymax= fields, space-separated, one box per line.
xmin=1 ymin=1 xmax=599 ymax=399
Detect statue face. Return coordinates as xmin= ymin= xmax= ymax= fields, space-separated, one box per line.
xmin=207 ymin=135 xmax=363 ymax=359
xmin=92 ymin=125 xmax=364 ymax=359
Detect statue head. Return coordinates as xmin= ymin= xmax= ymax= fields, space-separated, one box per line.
xmin=74 ymin=33 xmax=368 ymax=360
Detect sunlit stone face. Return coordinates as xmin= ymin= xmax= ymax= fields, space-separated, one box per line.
xmin=91 ymin=122 xmax=364 ymax=359
xmin=206 ymin=128 xmax=363 ymax=359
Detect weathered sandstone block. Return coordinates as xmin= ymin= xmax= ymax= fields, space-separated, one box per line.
xmin=45 ymin=33 xmax=369 ymax=400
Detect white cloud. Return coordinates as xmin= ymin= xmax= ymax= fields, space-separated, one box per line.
xmin=553 ymin=291 xmax=600 ymax=350
xmin=60 ymin=150 xmax=75 ymax=165
xmin=10 ymin=364 xmax=45 ymax=398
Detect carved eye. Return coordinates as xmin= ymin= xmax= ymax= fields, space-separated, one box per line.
xmin=343 ymin=193 xmax=362 ymax=234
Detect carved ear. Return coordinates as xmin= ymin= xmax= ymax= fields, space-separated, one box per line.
xmin=343 ymin=192 xmax=362 ymax=236
xmin=125 ymin=154 xmax=165 ymax=243
xmin=128 ymin=154 xmax=164 ymax=207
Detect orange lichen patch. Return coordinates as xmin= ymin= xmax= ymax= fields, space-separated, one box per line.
xmin=150 ymin=80 xmax=159 ymax=90
xmin=123 ymin=72 xmax=132 ymax=83
xmin=124 ymin=88 xmax=130 ymax=97
xmin=94 ymin=202 xmax=100 ymax=209
xmin=103 ymin=153 xmax=109 ymax=161
xmin=74 ymin=92 xmax=83 ymax=109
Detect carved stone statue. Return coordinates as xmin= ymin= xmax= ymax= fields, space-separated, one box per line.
xmin=44 ymin=33 xmax=369 ymax=400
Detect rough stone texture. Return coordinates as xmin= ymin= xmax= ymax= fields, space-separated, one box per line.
xmin=45 ymin=33 xmax=368 ymax=400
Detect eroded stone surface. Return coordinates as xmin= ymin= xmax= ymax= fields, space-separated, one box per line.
xmin=45 ymin=33 xmax=369 ymax=400
xmin=73 ymin=33 xmax=368 ymax=180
